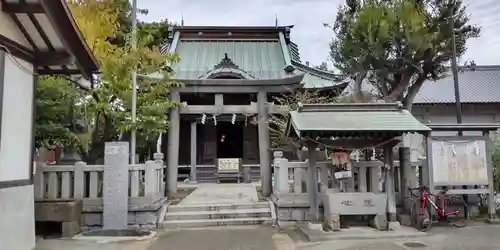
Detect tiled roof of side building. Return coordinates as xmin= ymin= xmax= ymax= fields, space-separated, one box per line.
xmin=414 ymin=65 xmax=500 ymax=104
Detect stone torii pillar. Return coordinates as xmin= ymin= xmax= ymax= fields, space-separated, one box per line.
xmin=258 ymin=90 xmax=272 ymax=196
xmin=167 ymin=91 xmax=180 ymax=197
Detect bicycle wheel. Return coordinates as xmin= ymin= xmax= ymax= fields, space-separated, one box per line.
xmin=410 ymin=199 xmax=432 ymax=231
xmin=447 ymin=196 xmax=470 ymax=228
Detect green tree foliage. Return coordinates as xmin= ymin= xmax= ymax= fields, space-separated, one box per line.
xmin=492 ymin=135 xmax=500 ymax=192
xmin=329 ymin=0 xmax=480 ymax=109
xmin=35 ymin=0 xmax=180 ymax=163
xmin=35 ymin=76 xmax=82 ymax=149
xmin=106 ymin=0 xmax=171 ymax=49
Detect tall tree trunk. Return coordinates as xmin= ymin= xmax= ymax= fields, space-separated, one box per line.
xmin=353 ymin=71 xmax=367 ymax=103
xmin=386 ymin=71 xmax=412 ymax=102
xmin=402 ymin=75 xmax=425 ymax=112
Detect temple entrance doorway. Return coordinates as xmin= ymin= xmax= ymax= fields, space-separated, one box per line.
xmin=216 ymin=121 xmax=244 ymax=159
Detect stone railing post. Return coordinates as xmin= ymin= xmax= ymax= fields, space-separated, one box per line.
xmin=144 ymin=161 xmax=156 ymax=198
xmin=272 ymin=151 xmax=282 ymax=193
xmin=33 ymin=162 xmax=45 ymax=200
xmin=153 ymin=152 xmax=165 ymax=196
xmin=294 ymin=167 xmax=305 ymax=194
xmin=273 ymin=151 xmax=289 ymax=194
xmin=73 ymin=161 xmax=85 ymax=199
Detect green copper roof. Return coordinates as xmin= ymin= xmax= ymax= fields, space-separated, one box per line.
xmin=293 ymin=62 xmax=343 ymax=89
xmin=171 ymin=40 xmax=287 ymax=79
xmin=287 ymin=103 xmax=430 ymax=138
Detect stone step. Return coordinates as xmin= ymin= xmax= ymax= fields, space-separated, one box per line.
xmin=165 ymin=208 xmax=271 ymax=221
xmin=167 ymin=202 xmax=269 ymax=213
xmin=162 ymin=217 xmax=273 ymax=229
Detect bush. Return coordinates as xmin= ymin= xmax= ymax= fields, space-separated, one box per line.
xmin=492 ymin=136 xmax=500 ymax=192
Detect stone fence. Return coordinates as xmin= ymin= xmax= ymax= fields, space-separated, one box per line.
xmin=33 ymin=153 xmax=166 ymax=229
xmin=272 ymin=152 xmax=423 ymax=222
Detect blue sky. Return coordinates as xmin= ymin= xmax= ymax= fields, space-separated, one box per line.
xmin=137 ymin=0 xmax=500 ymax=67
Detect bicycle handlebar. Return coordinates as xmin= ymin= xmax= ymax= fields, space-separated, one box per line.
xmin=408 ymin=186 xmax=430 ymax=197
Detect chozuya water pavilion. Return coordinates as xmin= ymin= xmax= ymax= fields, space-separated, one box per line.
xmin=160 ymin=25 xmax=347 ymax=196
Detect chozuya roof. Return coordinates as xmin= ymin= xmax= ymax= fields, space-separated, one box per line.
xmin=160 ymin=25 xmax=346 ymax=91
xmin=286 ymin=102 xmax=431 ymax=138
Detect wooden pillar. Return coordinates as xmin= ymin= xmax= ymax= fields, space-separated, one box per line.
xmin=307 ymin=142 xmax=319 ymax=222
xmin=258 ymin=91 xmax=272 ymax=196
xmin=190 ymin=122 xmax=197 ymax=182
xmin=384 ymin=145 xmax=397 ymax=223
xmin=167 ymin=91 xmax=180 ymax=197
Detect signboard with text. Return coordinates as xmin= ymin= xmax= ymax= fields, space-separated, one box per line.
xmin=429 ymin=138 xmax=489 ymax=186
xmin=217 ymin=158 xmax=241 ymax=172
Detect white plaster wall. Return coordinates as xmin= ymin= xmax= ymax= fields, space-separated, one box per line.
xmin=0 ymin=55 xmax=33 ymax=181
xmin=405 ymin=105 xmax=500 ymax=160
xmin=0 ymin=185 xmax=36 ymax=250
xmin=0 ymin=3 xmax=31 ymax=48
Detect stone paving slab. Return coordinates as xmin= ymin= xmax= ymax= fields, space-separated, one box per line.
xmin=35 ymin=238 xmax=153 ymax=250
xmin=148 ymin=226 xmax=277 ymax=250
xmin=298 ymin=225 xmax=426 ymax=242
xmin=179 ymin=183 xmax=259 ymax=205
xmin=295 ymin=225 xmax=500 ymax=250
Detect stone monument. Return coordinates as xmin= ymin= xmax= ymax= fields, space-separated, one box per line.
xmin=103 ymin=142 xmax=129 ymax=229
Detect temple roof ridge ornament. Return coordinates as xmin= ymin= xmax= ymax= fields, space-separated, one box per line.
xmin=198 ymin=53 xmax=257 ymax=79
xmin=213 ymin=53 xmax=238 ymax=70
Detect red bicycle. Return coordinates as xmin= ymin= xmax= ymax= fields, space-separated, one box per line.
xmin=408 ymin=186 xmax=470 ymax=231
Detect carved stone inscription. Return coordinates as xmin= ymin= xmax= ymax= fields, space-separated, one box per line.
xmin=103 ymin=142 xmax=129 ymax=229
xmin=325 ymin=192 xmax=386 ymax=215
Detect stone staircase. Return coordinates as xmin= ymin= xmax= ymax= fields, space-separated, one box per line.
xmin=162 ymin=202 xmax=273 ymax=229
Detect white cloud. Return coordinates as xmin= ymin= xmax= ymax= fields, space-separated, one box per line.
xmin=137 ymin=0 xmax=500 ymax=66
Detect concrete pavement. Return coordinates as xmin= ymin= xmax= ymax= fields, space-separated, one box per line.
xmin=35 ymin=238 xmax=153 ymax=250
xmin=148 ymin=226 xmax=280 ymax=250
xmin=36 ymin=222 xmax=500 ymax=250
xmin=293 ymin=224 xmax=500 ymax=250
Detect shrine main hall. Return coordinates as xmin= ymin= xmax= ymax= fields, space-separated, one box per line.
xmin=159 ymin=25 xmax=347 ymax=194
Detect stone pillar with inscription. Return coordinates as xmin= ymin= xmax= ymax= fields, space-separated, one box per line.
xmin=103 ymin=142 xmax=129 ymax=230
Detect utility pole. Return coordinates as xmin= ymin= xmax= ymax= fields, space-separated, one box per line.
xmin=130 ymin=0 xmax=138 ymax=164
xmin=450 ymin=15 xmax=463 ymax=135
xmin=450 ymin=14 xmax=468 ymax=218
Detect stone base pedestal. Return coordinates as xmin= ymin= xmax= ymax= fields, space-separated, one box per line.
xmin=306 ymin=221 xmax=324 ymax=232
xmin=370 ymin=214 xmax=387 ymax=230
xmin=323 ymin=214 xmax=340 ymax=231
xmin=388 ymin=221 xmax=402 ymax=231
xmin=35 ymin=200 xmax=83 ymax=237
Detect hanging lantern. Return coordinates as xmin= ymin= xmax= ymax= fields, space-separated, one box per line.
xmin=213 ymin=115 xmax=217 ymax=126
